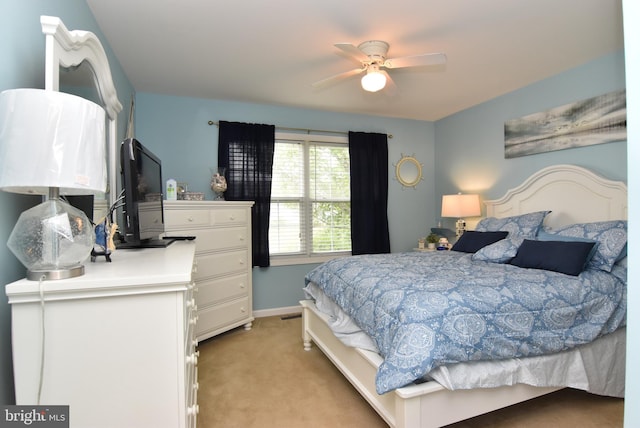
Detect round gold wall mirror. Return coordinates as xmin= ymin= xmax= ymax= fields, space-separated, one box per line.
xmin=395 ymin=155 xmax=423 ymax=188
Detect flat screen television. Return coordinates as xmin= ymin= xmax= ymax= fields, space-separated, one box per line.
xmin=117 ymin=138 xmax=171 ymax=248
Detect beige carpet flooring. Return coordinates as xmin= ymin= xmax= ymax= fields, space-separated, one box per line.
xmin=196 ymin=315 xmax=624 ymax=428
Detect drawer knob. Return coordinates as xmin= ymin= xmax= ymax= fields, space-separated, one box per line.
xmin=240 ymin=306 xmax=246 ymax=313
xmin=239 ymin=259 xmax=245 ymax=265
xmin=229 ymin=215 xmax=235 ymax=221
xmin=239 ymin=282 xmax=245 ymax=289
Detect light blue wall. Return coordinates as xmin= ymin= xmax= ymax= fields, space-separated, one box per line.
xmin=434 ymin=50 xmax=627 ymax=231
xmin=0 ymin=0 xmax=134 ymax=404
xmin=135 ymin=93 xmax=436 ymax=309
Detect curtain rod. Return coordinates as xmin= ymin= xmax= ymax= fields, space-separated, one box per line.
xmin=207 ymin=120 xmax=392 ymax=139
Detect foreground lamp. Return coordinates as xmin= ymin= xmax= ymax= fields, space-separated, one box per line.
xmin=441 ymin=193 xmax=481 ymax=238
xmin=361 ymin=65 xmax=386 ymax=92
xmin=0 ymin=88 xmax=106 ymax=280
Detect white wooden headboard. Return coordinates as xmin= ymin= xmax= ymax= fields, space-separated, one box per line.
xmin=485 ymin=164 xmax=627 ymax=231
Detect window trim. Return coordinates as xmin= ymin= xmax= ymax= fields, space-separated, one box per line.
xmin=269 ymin=251 xmax=351 ymax=267
xmin=269 ymin=131 xmax=351 ymax=265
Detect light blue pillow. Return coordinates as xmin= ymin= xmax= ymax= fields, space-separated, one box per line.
xmin=548 ymin=220 xmax=627 ymax=272
xmin=475 ymin=211 xmax=550 ymax=239
xmin=472 ymin=236 xmax=525 ymax=263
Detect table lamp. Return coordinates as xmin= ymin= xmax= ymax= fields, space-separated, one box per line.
xmin=441 ymin=193 xmax=481 ymax=238
xmin=0 ymin=88 xmax=106 ymax=280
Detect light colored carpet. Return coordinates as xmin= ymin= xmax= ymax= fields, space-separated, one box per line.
xmin=196 ymin=316 xmax=623 ymax=428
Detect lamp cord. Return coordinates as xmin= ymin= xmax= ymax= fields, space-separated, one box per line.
xmin=37 ymin=274 xmax=47 ymax=405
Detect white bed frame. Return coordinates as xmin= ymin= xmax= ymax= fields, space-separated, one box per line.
xmin=301 ymin=164 xmax=627 ymax=428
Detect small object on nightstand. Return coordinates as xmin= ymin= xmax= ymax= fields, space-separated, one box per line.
xmin=437 ymin=237 xmax=450 ymax=251
xmin=426 ymin=232 xmax=439 ymax=250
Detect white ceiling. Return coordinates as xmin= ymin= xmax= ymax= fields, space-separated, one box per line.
xmin=86 ymin=0 xmax=624 ymax=122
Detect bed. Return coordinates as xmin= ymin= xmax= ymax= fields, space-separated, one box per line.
xmin=300 ymin=164 xmax=627 ymax=428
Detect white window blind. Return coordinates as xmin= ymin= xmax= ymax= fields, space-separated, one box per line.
xmin=269 ymin=132 xmax=351 ymax=259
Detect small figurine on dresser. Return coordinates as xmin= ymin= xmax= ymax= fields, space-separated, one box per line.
xmin=91 ymin=217 xmax=118 ymax=262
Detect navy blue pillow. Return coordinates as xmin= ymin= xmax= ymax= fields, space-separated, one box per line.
xmin=451 ymin=231 xmax=509 ymax=253
xmin=509 ymin=239 xmax=596 ymax=276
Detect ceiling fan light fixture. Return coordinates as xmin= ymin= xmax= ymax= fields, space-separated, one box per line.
xmin=361 ymin=68 xmax=386 ymax=92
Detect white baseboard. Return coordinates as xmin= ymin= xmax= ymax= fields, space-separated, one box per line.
xmin=253 ymin=305 xmax=302 ymax=318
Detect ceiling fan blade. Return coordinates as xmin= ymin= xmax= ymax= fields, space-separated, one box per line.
xmin=381 ymin=70 xmax=397 ymax=96
xmin=312 ymin=67 xmax=365 ymax=88
xmin=384 ymin=53 xmax=447 ymax=69
xmin=334 ymin=43 xmax=369 ymax=63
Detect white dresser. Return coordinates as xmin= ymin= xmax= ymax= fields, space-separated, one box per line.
xmin=5 ymin=242 xmax=199 ymax=428
xmin=164 ymin=200 xmax=254 ymax=342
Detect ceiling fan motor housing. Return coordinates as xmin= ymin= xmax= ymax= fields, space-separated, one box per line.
xmin=358 ymin=40 xmax=389 ymax=63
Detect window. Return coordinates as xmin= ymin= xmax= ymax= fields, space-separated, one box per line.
xmin=269 ymin=132 xmax=351 ymax=264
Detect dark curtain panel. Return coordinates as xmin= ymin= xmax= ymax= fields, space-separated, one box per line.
xmin=218 ymin=121 xmax=275 ymax=267
xmin=348 ymin=131 xmax=390 ymax=255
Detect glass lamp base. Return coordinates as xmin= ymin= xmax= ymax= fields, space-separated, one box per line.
xmin=7 ymin=198 xmax=94 ymax=281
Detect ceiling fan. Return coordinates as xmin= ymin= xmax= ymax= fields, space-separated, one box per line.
xmin=312 ymin=40 xmax=447 ymax=93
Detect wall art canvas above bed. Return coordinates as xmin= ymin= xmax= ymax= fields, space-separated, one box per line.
xmin=504 ymin=89 xmax=626 ymax=158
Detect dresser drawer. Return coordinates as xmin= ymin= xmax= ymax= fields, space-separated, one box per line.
xmin=211 ymin=207 xmax=248 ymax=226
xmin=196 ymin=297 xmax=251 ymax=335
xmin=188 ymin=227 xmax=248 ymax=253
xmin=197 ymin=273 xmax=249 ymax=306
xmin=165 ymin=206 xmax=250 ymax=229
xmin=196 ymin=250 xmax=249 ymax=279
xmin=165 ymin=209 xmax=211 ymax=228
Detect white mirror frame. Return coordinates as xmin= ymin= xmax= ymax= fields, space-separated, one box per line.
xmin=41 ymin=16 xmax=123 ymax=208
xmin=395 ymin=154 xmax=423 ymax=189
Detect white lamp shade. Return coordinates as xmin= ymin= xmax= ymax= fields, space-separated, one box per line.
xmin=0 ymin=88 xmax=106 ymax=195
xmin=441 ymin=194 xmax=481 ymax=218
xmin=361 ymin=70 xmax=386 ymax=92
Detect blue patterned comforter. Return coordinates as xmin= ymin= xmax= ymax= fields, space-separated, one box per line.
xmin=304 ymin=251 xmax=627 ymax=394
